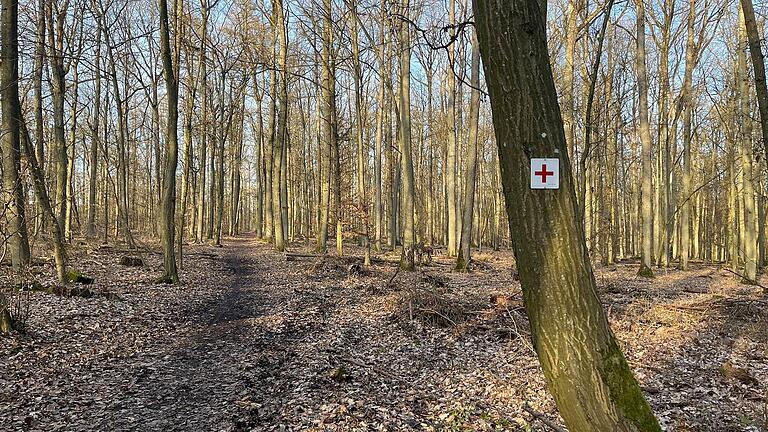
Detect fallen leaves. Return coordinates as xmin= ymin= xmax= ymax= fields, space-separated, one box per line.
xmin=1 ymin=239 xmax=766 ymax=431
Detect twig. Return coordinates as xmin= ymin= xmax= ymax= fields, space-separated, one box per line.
xmin=418 ymin=307 xmax=458 ymax=327
xmin=387 ymin=267 xmax=401 ymax=286
xmin=723 ymin=268 xmax=768 ymax=292
xmin=522 ymin=403 xmax=567 ymax=432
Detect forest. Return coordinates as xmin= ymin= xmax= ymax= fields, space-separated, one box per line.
xmin=1 ymin=0 xmax=768 ymax=430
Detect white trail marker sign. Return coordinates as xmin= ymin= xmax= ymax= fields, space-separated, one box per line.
xmin=530 ymin=158 xmax=559 ymax=189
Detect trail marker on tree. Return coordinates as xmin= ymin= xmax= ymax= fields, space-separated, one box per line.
xmin=530 ymin=158 xmax=559 ymax=189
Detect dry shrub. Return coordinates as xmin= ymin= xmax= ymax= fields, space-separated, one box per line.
xmin=394 ymin=285 xmax=468 ymax=328
xmin=1 ymin=288 xmax=29 ymax=334
xmin=308 ymin=256 xmax=367 ymax=281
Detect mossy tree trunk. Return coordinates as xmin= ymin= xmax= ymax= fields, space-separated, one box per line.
xmin=472 ymin=0 xmax=661 ymax=430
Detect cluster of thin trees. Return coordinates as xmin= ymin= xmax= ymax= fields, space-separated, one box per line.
xmin=2 ymin=0 xmax=768 ymax=283
xmin=4 ymin=0 xmax=768 ymax=428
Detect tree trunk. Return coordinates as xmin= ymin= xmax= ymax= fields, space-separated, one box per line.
xmin=679 ymin=0 xmax=696 ymax=270
xmin=87 ymin=26 xmax=101 ymax=239
xmin=473 ymin=1 xmax=661 ymax=430
xmin=317 ymin=0 xmax=335 ymax=254
xmin=47 ymin=1 xmax=68 ymax=236
xmin=1 ymin=0 xmax=31 ymax=268
xmin=741 ymin=0 xmax=768 ymax=164
xmin=636 ymin=0 xmax=654 ymax=277
xmin=196 ymin=1 xmax=208 ymax=243
xmin=455 ymin=28 xmax=481 ymax=272
xmin=398 ymin=0 xmax=416 ymax=270
xmin=446 ymin=0 xmax=459 ymax=257
xmin=351 ymin=0 xmax=370 ymax=265
xmin=738 ymin=8 xmax=758 ymax=283
xmin=373 ymin=4 xmax=386 ymax=253
xmin=273 ymin=0 xmax=288 ymax=252
xmin=33 ymin=0 xmax=46 ymax=236
xmin=158 ymin=0 xmax=179 ymax=283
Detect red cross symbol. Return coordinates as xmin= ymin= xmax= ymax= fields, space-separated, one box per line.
xmin=535 ymin=164 xmax=554 ymax=183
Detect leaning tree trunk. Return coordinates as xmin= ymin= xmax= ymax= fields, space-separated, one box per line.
xmin=472 ymin=1 xmax=661 ymax=431
xmin=1 ymin=0 xmax=31 ymax=268
xmin=741 ymin=0 xmax=768 ymax=164
xmin=21 ymin=120 xmax=67 ymax=284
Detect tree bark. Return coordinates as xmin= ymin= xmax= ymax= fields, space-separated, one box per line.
xmin=455 ymin=28 xmax=481 ymax=272
xmin=636 ymin=0 xmax=654 ymax=277
xmin=1 ymin=0 xmax=31 ymax=268
xmin=738 ymin=8 xmax=758 ymax=283
xmin=317 ymin=0 xmax=335 ymax=253
xmin=158 ymin=0 xmax=179 ymax=283
xmin=740 ymin=0 xmax=768 ymax=164
xmin=398 ymin=0 xmax=416 ymax=270
xmin=472 ymin=0 xmax=661 ymax=430
xmin=273 ymin=0 xmax=288 ymax=252
xmin=446 ymin=0 xmax=459 ymax=257
xmin=679 ymin=0 xmax=696 ymax=270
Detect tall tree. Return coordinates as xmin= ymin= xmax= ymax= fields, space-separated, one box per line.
xmin=398 ymin=0 xmax=416 ymax=270
xmin=473 ymin=0 xmax=661 ymax=429
xmin=455 ymin=28 xmax=481 ymax=272
xmin=273 ymin=0 xmax=288 ymax=252
xmin=679 ymin=0 xmax=697 ymax=270
xmin=1 ymin=0 xmax=32 ymax=268
xmin=737 ymin=8 xmax=758 ymax=283
xmin=316 ymin=0 xmax=336 ymax=254
xmin=158 ymin=0 xmax=180 ymax=283
xmin=740 ymin=0 xmax=768 ymax=164
xmin=47 ymin=0 xmax=69 ymax=234
xmin=636 ymin=0 xmax=654 ymax=277
xmin=446 ymin=0 xmax=459 ymax=257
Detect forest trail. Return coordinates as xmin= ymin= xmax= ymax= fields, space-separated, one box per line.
xmin=3 ymin=236 xmax=768 ymax=431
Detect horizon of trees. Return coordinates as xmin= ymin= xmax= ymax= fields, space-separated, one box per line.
xmin=1 ymin=0 xmax=767 ymax=280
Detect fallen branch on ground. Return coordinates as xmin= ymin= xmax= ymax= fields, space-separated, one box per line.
xmin=522 ymin=403 xmax=567 ymax=432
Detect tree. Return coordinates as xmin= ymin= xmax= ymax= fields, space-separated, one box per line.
xmin=316 ymin=0 xmax=337 ymax=254
xmin=47 ymin=0 xmax=69 ymax=236
xmin=455 ymin=27 xmax=481 ymax=272
xmin=398 ymin=0 xmax=416 ymax=270
xmin=273 ymin=0 xmax=288 ymax=252
xmin=158 ymin=0 xmax=180 ymax=283
xmin=737 ymin=8 xmax=758 ymax=284
xmin=1 ymin=0 xmax=32 ymax=269
xmin=636 ymin=0 xmax=654 ymax=278
xmin=445 ymin=0 xmax=459 ymax=257
xmin=472 ymin=0 xmax=661 ymax=430
xmin=740 ymin=0 xmax=768 ymax=164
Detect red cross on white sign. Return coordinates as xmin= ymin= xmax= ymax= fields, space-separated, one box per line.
xmin=530 ymin=158 xmax=560 ymax=189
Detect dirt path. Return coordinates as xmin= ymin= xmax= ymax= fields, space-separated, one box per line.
xmin=3 ymin=235 xmax=768 ymax=431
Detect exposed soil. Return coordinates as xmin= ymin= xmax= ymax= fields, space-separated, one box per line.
xmin=1 ymin=235 xmax=767 ymax=431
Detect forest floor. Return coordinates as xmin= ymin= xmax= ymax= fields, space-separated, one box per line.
xmin=1 ymin=234 xmax=767 ymax=431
